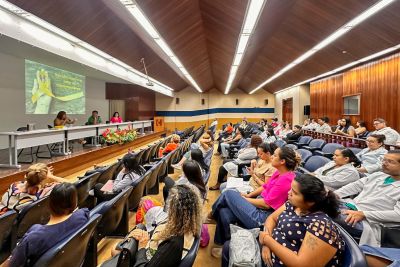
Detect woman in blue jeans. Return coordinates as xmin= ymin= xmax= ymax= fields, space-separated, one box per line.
xmin=206 ymin=146 xmax=301 ymax=258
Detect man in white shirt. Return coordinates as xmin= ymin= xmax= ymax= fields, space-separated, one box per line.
xmin=335 ymin=150 xmax=400 ymax=246
xmin=316 ymin=117 xmax=331 ymax=133
xmin=371 ymin=118 xmax=400 ymax=146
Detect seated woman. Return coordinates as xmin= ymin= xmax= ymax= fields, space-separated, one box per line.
xmin=312 ymin=148 xmax=361 ymax=190
xmin=361 ymin=245 xmax=400 ymax=267
xmin=209 ymin=135 xmax=263 ymax=190
xmin=218 ymin=122 xmax=234 ymax=141
xmin=260 ymin=128 xmax=277 ymax=143
xmin=355 ymin=120 xmax=368 ymax=138
xmin=111 ymin=184 xmax=202 ymax=267
xmin=356 ymin=134 xmax=387 ymax=174
xmin=4 ymin=183 xmax=89 ymax=267
xmin=334 ymin=118 xmax=355 ymax=137
xmin=0 ymin=163 xmax=67 ymax=213
xmin=94 ymin=153 xmax=145 ymax=202
xmin=219 ymin=128 xmax=245 ymax=158
xmin=110 ymin=111 xmax=123 ymax=123
xmin=255 ymin=174 xmax=344 ymax=267
xmin=206 ymin=147 xmax=300 ymax=257
xmin=172 ymin=132 xmax=213 ymax=169
xmin=54 ymin=111 xmax=76 ymax=126
xmin=158 ymin=134 xmax=180 ymax=157
xmin=277 ymin=123 xmax=292 ymax=139
xmin=219 ymin=143 xmax=277 ymax=192
xmin=163 ymin=157 xmax=208 ymax=201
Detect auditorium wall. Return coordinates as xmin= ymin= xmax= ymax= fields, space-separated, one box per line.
xmin=310 ymin=52 xmax=400 ymax=131
xmin=0 ymin=51 xmax=109 ymax=149
xmin=274 ymin=85 xmax=310 ymax=126
xmin=156 ymin=87 xmax=275 ymax=131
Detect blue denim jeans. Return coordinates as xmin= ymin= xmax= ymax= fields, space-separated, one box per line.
xmin=212 ymin=189 xmax=273 ymax=245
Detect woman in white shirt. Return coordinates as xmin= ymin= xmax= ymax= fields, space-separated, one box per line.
xmin=312 ymin=148 xmax=361 ymax=190
xmin=356 ymin=134 xmax=387 ymax=174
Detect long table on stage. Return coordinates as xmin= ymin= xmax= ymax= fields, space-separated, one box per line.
xmin=0 ymin=120 xmax=153 ymax=168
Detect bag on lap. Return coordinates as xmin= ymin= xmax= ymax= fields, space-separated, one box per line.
xmin=229 ymin=224 xmax=261 ymax=267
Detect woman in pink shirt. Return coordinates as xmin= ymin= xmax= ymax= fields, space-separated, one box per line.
xmin=206 ymin=146 xmax=301 ymax=258
xmin=110 ymin=112 xmax=123 ymax=123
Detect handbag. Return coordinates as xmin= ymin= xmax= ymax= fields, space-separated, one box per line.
xmin=200 ymin=224 xmax=210 ymax=247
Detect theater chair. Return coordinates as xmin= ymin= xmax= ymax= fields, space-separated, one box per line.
xmin=298 ymin=155 xmax=330 ymax=173
xmin=90 ymin=186 xmax=133 ymax=240
xmin=0 ymin=210 xmax=17 ymax=262
xmin=178 ymin=237 xmax=200 ymax=267
xmin=296 ymin=149 xmax=313 ymax=165
xmin=145 ymin=161 xmax=164 ymax=195
xmin=32 ymin=214 xmax=102 ymax=267
xmin=314 ymin=143 xmax=344 ymax=159
xmin=274 ymin=139 xmax=286 ymax=148
xmin=11 ymin=197 xmax=51 ymax=249
xmin=97 ymin=162 xmax=120 ymax=184
xmin=348 ymin=147 xmax=362 ymax=155
xmin=292 ymin=136 xmax=312 ymax=148
xmin=302 ymin=139 xmax=326 ymax=152
xmin=335 ymin=224 xmax=367 ymax=267
xmin=75 ymin=172 xmax=101 ymax=209
xmin=284 ymin=144 xmax=298 ymax=150
xmin=128 ymin=171 xmax=151 ymax=211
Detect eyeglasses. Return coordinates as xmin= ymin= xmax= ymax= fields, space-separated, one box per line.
xmin=373 ymin=122 xmax=383 ymax=126
xmin=365 ymin=139 xmax=377 ymax=143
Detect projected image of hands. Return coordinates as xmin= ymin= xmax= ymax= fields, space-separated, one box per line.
xmin=25 ymin=60 xmax=86 ymax=115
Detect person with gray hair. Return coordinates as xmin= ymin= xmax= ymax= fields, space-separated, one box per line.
xmin=371 ymin=118 xmax=400 ymax=146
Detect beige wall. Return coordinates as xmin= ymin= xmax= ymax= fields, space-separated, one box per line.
xmin=274 ymin=85 xmax=310 ymax=126
xmin=156 ymin=87 xmax=275 ymax=131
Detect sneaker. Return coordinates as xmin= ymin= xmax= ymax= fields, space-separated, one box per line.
xmin=211 ymin=247 xmax=222 ymax=258
xmin=171 ymin=164 xmax=182 ymax=170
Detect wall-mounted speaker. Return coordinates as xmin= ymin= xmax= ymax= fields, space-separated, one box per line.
xmin=201 ymin=98 xmax=205 ymax=105
xmin=304 ymin=105 xmax=310 ymax=116
xmin=265 ymin=99 xmax=268 ymax=106
xmin=236 ymin=99 xmax=239 ymax=105
xmin=176 ymin=98 xmax=180 ymax=105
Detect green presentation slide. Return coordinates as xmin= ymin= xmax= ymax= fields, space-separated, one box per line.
xmin=25 ymin=60 xmax=86 ymax=114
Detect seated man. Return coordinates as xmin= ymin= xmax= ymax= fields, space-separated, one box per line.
xmin=371 ymin=118 xmax=400 ymax=146
xmin=335 ymin=150 xmax=400 ymax=246
xmin=87 ymin=110 xmax=102 ymax=125
xmin=4 ymin=183 xmax=89 ymax=267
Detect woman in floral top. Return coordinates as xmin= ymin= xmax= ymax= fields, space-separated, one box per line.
xmin=259 ymin=174 xmax=344 ymax=267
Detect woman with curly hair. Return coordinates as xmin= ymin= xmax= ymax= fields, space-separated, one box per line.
xmin=158 ymin=134 xmax=180 ymax=157
xmin=112 ymin=184 xmax=202 ymax=267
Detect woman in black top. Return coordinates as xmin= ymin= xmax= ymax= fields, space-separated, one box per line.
xmin=111 ymin=184 xmax=202 ymax=267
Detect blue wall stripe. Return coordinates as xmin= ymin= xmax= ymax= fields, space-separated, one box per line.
xmin=156 ymin=108 xmax=275 ymax=117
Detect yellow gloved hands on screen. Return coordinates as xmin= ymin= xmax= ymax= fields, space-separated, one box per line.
xmin=31 ymin=69 xmax=52 ymax=114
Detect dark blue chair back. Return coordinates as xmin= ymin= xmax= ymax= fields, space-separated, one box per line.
xmin=303 ymin=156 xmax=331 ymax=172
xmin=178 ymin=237 xmax=200 ymax=267
xmin=297 ymin=136 xmax=312 ymax=145
xmin=12 ymin=197 xmax=50 ymax=249
xmin=275 ymin=139 xmax=287 ymax=148
xmin=321 ymin=143 xmax=345 ymax=154
xmin=0 ymin=210 xmax=17 ymax=262
xmin=97 ymin=162 xmax=120 ymax=184
xmin=335 ymin=224 xmax=367 ymax=267
xmin=306 ymin=139 xmax=326 ymax=150
xmin=284 ymin=144 xmax=298 ymax=150
xmin=348 ymin=147 xmax=362 ymax=155
xmin=90 ymin=187 xmax=133 ymax=240
xmin=297 ymin=149 xmax=313 ymax=163
xmin=32 ymin=214 xmax=102 ymax=267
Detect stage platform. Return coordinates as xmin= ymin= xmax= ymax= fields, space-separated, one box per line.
xmin=0 ymin=131 xmax=166 ymax=193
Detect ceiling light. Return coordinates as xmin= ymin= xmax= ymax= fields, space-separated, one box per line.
xmin=21 ymin=22 xmax=73 ymax=51
xmin=225 ymin=0 xmax=265 ymax=94
xmin=274 ymin=43 xmax=400 ymax=94
xmin=107 ymin=62 xmax=127 ymax=77
xmin=75 ymin=47 xmax=106 ymax=67
xmin=119 ymin=0 xmax=202 ymax=92
xmin=250 ymin=0 xmax=395 ymax=94
xmin=0 ymin=9 xmax=12 ymax=23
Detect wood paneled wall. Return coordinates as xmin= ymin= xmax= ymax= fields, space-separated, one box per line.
xmin=106 ymin=83 xmax=155 ymax=121
xmin=310 ymin=53 xmax=400 ymax=130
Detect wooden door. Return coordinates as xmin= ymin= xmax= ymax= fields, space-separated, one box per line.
xmin=282 ymin=98 xmax=293 ymax=125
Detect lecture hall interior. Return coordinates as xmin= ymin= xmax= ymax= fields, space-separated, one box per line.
xmin=0 ymin=0 xmax=399 ymax=267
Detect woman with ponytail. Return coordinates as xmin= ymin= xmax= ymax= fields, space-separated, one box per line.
xmin=257 ymin=174 xmax=344 ymax=267
xmin=313 ymin=148 xmax=361 ymax=190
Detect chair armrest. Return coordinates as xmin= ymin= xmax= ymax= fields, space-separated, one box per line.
xmin=297 ymin=167 xmax=311 ymax=174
